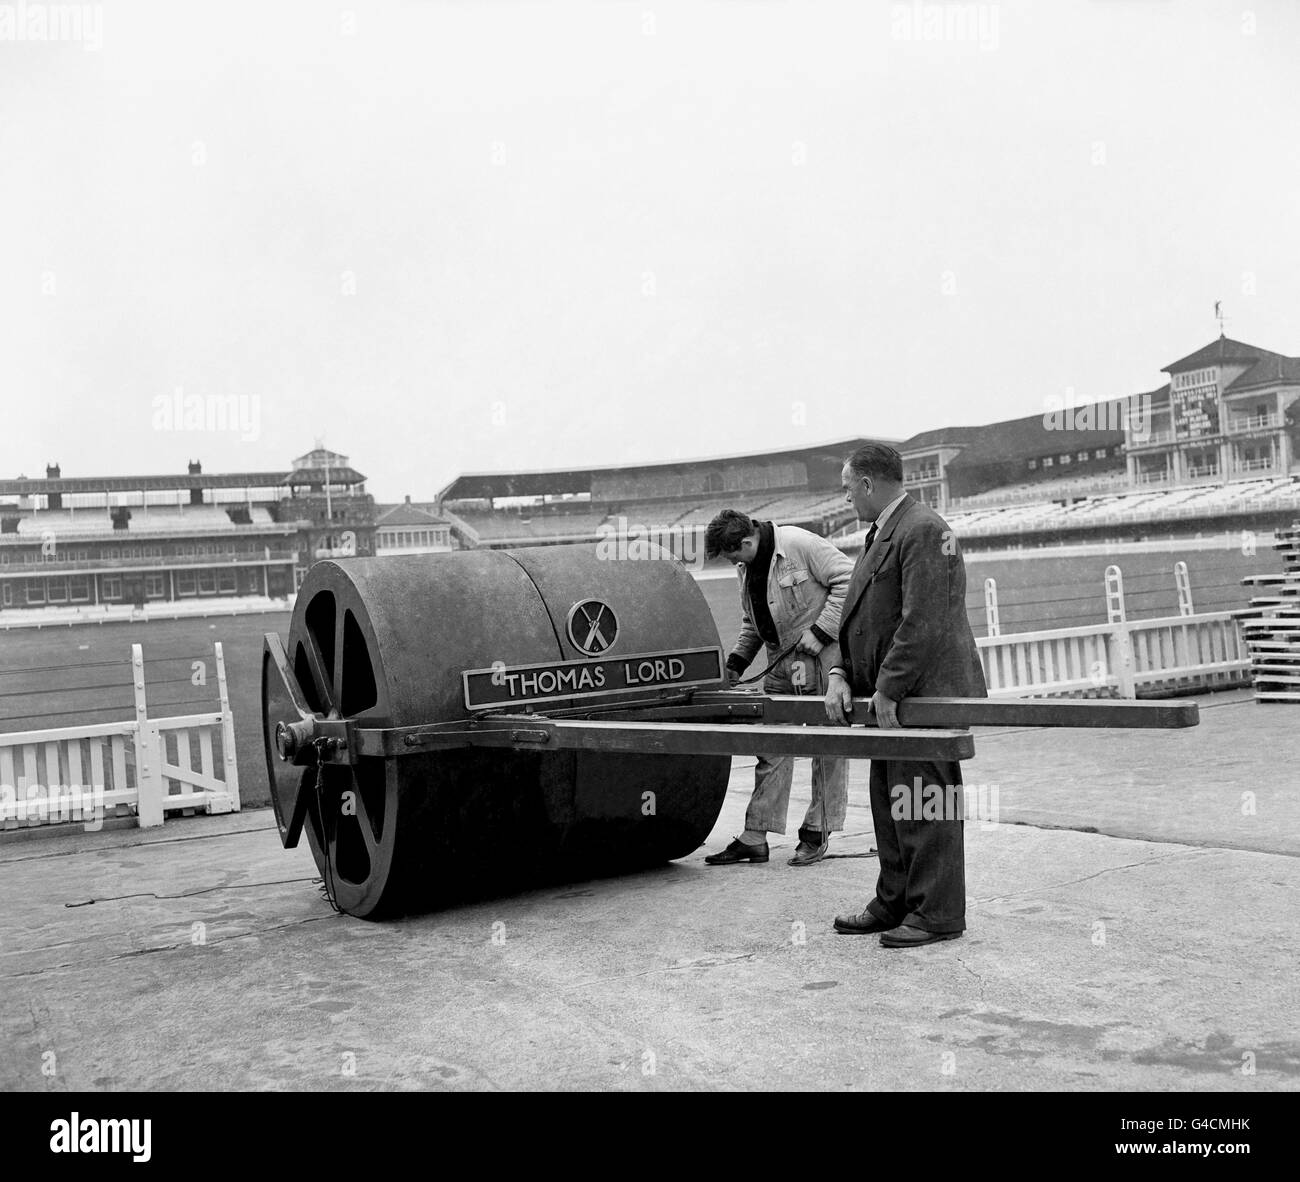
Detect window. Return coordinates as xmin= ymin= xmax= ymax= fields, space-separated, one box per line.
xmin=217 ymin=568 xmax=237 ymax=593
xmin=197 ymin=568 xmax=216 ymax=594
xmin=145 ymin=574 xmax=164 ymax=598
xmin=1077 ymin=451 xmax=1089 ymax=462
xmin=1027 ymin=459 xmax=1037 ymax=470
xmin=1060 ymin=454 xmax=1071 ymax=465
xmin=176 ymin=571 xmax=197 ymax=596
xmin=69 ymin=576 xmax=89 ymax=602
xmin=1043 ymin=456 xmax=1054 ymax=467
xmin=1 ymin=582 xmax=11 ymax=606
xmin=26 ymin=579 xmax=44 ymax=604
xmin=1095 ymin=449 xmax=1107 ymax=459
xmin=46 ymin=577 xmax=67 ymax=603
xmin=103 ymin=576 xmax=122 ymax=599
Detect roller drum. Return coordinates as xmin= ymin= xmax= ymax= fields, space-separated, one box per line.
xmin=262 ymin=544 xmax=730 ymax=917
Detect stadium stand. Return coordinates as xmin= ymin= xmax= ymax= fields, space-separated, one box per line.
xmin=0 ymin=450 xmax=373 ymax=614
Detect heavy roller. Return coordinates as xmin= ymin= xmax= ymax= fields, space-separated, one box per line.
xmin=262 ymin=542 xmax=1200 ymax=919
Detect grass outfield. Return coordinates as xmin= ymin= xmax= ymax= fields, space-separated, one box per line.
xmin=0 ymin=541 xmax=1280 ymax=811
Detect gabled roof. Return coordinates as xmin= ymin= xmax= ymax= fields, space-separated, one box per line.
xmin=1161 ymin=336 xmax=1284 ymax=374
xmin=1225 ymin=355 xmax=1300 ymax=392
xmin=292 ymin=447 xmax=350 ymax=467
xmin=375 ymin=501 xmax=448 ymax=527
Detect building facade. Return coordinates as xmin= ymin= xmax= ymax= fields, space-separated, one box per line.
xmin=1123 ymin=337 xmax=1300 ymax=485
xmin=0 ymin=450 xmax=376 ymax=613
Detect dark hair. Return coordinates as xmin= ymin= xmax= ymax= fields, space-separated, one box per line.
xmin=705 ymin=509 xmax=756 ymax=558
xmin=845 ymin=442 xmax=903 ymax=485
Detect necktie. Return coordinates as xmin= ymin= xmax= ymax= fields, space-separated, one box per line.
xmin=863 ymin=523 xmax=879 ymax=553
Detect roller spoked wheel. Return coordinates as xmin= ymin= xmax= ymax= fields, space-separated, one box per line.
xmin=269 ymin=580 xmax=424 ymax=919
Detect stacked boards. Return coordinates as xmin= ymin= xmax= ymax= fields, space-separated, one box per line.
xmin=1237 ymin=521 xmax=1300 ymax=702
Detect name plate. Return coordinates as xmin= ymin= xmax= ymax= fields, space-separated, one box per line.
xmin=463 ymin=647 xmax=724 ymax=711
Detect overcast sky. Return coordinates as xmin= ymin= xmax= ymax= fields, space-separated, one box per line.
xmin=2 ymin=0 xmax=1297 ymax=501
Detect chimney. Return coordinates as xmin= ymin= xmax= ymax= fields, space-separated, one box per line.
xmin=46 ymin=463 xmax=60 ymax=479
xmin=188 ymin=459 xmax=202 ymax=475
xmin=405 ymin=494 xmax=412 ymax=504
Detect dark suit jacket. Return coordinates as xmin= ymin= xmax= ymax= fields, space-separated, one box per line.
xmin=838 ymin=494 xmax=987 ymax=701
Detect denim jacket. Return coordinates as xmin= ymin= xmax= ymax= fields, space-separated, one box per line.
xmin=731 ymin=524 xmax=854 ymax=671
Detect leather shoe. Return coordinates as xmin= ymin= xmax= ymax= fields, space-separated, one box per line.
xmin=789 ymin=838 xmax=828 ymax=867
xmin=704 ymin=838 xmax=769 ymax=865
xmin=879 ymin=924 xmax=963 ymax=948
xmin=832 ymin=908 xmax=896 ymax=935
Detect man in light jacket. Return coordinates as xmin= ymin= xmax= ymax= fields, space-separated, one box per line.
xmin=702 ymin=509 xmax=855 ymax=867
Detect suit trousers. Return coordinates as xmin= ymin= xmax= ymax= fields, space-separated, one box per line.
xmin=865 ymin=757 xmax=967 ymax=933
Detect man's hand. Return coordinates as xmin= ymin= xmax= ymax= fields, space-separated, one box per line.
xmin=796 ymin=628 xmax=825 ymax=655
xmin=726 ymin=667 xmax=741 ymax=687
xmin=824 ymin=670 xmax=853 ymax=725
xmin=870 ymin=690 xmax=899 ymax=728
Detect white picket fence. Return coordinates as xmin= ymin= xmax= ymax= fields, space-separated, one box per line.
xmin=978 ymin=612 xmax=1250 ymax=698
xmin=977 ymin=564 xmax=1250 ymax=697
xmin=0 ymin=643 xmax=240 ymax=831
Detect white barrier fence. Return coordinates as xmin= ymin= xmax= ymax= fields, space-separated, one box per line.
xmin=978 ymin=564 xmax=1249 ymax=696
xmin=977 ymin=611 xmax=1250 ymax=698
xmin=0 ymin=643 xmax=240 ymax=832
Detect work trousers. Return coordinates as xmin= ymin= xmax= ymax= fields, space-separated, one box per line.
xmin=744 ymin=651 xmax=848 ymax=839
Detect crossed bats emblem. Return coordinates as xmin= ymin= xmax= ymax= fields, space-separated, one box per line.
xmin=568 ymin=600 xmax=618 ymax=655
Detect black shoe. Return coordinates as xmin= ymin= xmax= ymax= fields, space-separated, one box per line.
xmin=880 ymin=924 xmax=963 ymax=948
xmin=704 ymin=838 xmax=769 ymax=865
xmin=833 ymin=908 xmax=897 ymax=935
xmin=789 ymin=838 xmax=828 ymax=866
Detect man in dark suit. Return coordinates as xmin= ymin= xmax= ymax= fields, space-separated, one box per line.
xmin=823 ymin=442 xmax=987 ymax=948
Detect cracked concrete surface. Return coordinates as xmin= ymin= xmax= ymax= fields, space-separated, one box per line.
xmin=1 ymin=693 xmax=1296 ymax=1091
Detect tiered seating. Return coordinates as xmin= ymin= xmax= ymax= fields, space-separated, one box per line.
xmin=1236 ymin=521 xmax=1300 ymax=702
xmin=455 ymin=510 xmax=609 ymax=540
xmin=127 ymin=506 xmax=240 ymax=532
xmin=755 ymin=491 xmax=849 ymax=522
xmin=15 ymin=510 xmax=113 ymax=535
xmin=610 ymin=499 xmax=708 ymax=527
xmin=944 ymin=478 xmax=1300 ymax=537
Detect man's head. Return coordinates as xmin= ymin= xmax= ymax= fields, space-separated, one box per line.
xmin=705 ymin=509 xmax=760 ymax=565
xmin=841 ymin=442 xmax=904 ymax=522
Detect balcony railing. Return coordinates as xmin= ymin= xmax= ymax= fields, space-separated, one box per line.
xmin=1232 ymin=458 xmax=1277 ymax=473
xmin=0 ymin=551 xmax=299 ymax=572
xmin=1227 ymin=414 xmax=1281 ymax=434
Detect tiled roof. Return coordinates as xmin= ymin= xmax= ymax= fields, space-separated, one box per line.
xmin=1225 ymin=355 xmax=1300 ymax=391
xmin=1161 ymin=336 xmax=1283 ymax=374
xmin=375 ymin=502 xmax=448 ymax=527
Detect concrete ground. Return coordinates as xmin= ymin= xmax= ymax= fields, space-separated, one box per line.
xmin=2 ymin=691 xmax=1297 ymax=1092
